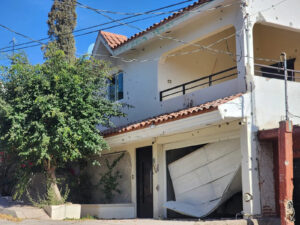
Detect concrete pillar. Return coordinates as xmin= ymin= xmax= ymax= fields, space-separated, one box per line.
xmin=278 ymin=120 xmax=294 ymax=225
xmin=236 ymin=2 xmax=261 ymax=218
xmin=234 ymin=1 xmax=255 ymax=92
xmin=240 ymin=118 xmax=261 ymax=217
xmin=152 ymin=142 xmax=165 ymax=219
xmin=128 ymin=147 xmax=137 ymax=218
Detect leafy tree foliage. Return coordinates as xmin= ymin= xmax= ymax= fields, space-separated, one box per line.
xmin=47 ymin=0 xmax=77 ymax=61
xmin=0 ymin=47 xmax=124 ymax=200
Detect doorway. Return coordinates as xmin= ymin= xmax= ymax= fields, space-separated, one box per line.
xmin=136 ymin=146 xmax=153 ymax=218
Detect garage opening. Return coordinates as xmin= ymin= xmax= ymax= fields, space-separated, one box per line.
xmin=165 ymin=139 xmax=242 ymax=219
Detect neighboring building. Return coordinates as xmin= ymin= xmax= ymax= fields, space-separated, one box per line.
xmin=90 ymin=0 xmax=300 ymax=222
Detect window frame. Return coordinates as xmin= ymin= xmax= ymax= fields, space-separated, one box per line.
xmin=107 ymin=71 xmax=124 ymax=102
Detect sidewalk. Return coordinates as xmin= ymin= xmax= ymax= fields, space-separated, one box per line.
xmin=0 ymin=196 xmax=49 ymax=220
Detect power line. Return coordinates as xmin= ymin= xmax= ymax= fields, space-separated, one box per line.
xmin=0 ymin=0 xmax=213 ymax=53
xmin=2 ymin=2 xmax=280 ymax=64
xmin=80 ymin=31 xmax=239 ymax=63
xmin=75 ymin=0 xmax=195 ymax=16
xmin=0 ymin=0 xmax=287 ymax=65
xmin=84 ymin=0 xmax=282 ymax=63
xmin=0 ymin=24 xmax=45 ymax=45
xmin=0 ymin=13 xmax=176 ymax=53
xmin=75 ymin=0 xmax=235 ymax=16
xmin=0 ymin=43 xmax=41 ymax=53
xmin=289 ymin=112 xmax=300 ymax=119
xmin=0 ymin=28 xmax=280 ymax=65
xmin=0 ymin=0 xmax=190 ymax=51
xmin=81 ymin=1 xmax=248 ymax=59
xmin=0 ymin=14 xmax=169 ymax=52
xmin=253 ymin=0 xmax=288 ymax=14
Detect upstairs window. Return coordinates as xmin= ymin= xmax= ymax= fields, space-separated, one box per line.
xmin=108 ymin=72 xmax=123 ymax=101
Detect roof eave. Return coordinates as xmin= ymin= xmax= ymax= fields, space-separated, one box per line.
xmin=105 ymin=109 xmax=223 ymax=147
xmin=110 ymin=0 xmax=221 ymax=56
xmin=92 ymin=32 xmax=115 ymax=57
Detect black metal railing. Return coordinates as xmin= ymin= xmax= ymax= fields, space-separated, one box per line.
xmin=159 ymin=66 xmax=238 ymax=101
xmin=254 ymin=63 xmax=300 ymax=81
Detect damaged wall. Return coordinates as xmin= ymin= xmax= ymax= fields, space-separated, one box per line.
xmin=258 ymin=141 xmax=277 ymax=216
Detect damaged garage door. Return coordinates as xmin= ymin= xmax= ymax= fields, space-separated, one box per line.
xmin=164 ymin=139 xmax=241 ymax=218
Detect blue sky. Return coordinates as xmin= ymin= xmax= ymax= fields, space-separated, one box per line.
xmin=0 ymin=0 xmax=196 ymax=65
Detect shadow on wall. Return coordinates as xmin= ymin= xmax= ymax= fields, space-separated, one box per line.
xmin=86 ymin=151 xmax=132 ymax=204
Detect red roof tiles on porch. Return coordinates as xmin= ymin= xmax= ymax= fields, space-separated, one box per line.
xmin=103 ymin=93 xmax=242 ymax=137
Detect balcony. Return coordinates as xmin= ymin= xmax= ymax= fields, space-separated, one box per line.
xmin=158 ymin=26 xmax=238 ymax=102
xmin=254 ymin=63 xmax=300 ymax=82
xmin=253 ymin=23 xmax=300 ymax=82
xmin=160 ymin=66 xmax=238 ymax=101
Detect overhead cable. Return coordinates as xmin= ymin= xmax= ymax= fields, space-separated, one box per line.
xmin=0 ymin=0 xmax=190 ymax=51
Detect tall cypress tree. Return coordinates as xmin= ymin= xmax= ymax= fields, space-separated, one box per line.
xmin=47 ymin=0 xmax=77 ymax=61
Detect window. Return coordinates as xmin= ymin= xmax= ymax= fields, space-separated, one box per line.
xmin=108 ymin=72 xmax=123 ymax=101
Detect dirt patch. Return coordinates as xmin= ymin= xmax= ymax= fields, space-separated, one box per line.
xmin=0 ymin=213 xmax=22 ymax=222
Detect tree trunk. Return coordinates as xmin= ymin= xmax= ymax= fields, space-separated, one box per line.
xmin=47 ymin=167 xmax=62 ymax=201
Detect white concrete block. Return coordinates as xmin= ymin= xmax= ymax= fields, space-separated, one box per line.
xmin=43 ymin=204 xmax=81 ymax=220
xmin=65 ymin=204 xmax=81 ymax=219
xmin=44 ymin=205 xmax=65 ymax=220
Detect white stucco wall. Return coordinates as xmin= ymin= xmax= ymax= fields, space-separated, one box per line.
xmin=104 ymin=120 xmax=242 ymax=219
xmin=248 ymin=0 xmax=300 ymax=31
xmin=253 ymin=76 xmax=300 ymax=129
xmin=92 ymin=0 xmax=300 ymax=129
xmin=86 ymin=152 xmax=132 ymax=204
xmin=91 ymin=0 xmax=300 ymax=219
xmin=94 ymin=2 xmax=244 ymax=128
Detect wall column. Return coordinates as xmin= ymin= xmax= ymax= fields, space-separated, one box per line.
xmin=128 ymin=147 xmax=137 ymax=218
xmin=152 ymin=142 xmax=165 ymax=218
xmin=234 ymin=2 xmax=255 ymax=93
xmin=278 ymin=120 xmax=294 ymax=225
xmin=240 ymin=118 xmax=262 ymax=217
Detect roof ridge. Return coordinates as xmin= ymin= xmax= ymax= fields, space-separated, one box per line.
xmin=100 ymin=30 xmax=127 ymax=39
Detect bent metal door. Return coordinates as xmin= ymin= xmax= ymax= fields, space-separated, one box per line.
xmin=136 ymin=146 xmax=153 ymax=218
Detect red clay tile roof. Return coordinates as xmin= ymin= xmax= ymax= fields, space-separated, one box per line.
xmin=100 ymin=31 xmax=128 ymax=49
xmin=103 ymin=93 xmax=242 ymax=137
xmin=101 ymin=0 xmax=212 ymax=50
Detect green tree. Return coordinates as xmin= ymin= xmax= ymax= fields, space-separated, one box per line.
xmin=0 ymin=47 xmax=124 ymax=201
xmin=47 ymin=0 xmax=77 ymax=61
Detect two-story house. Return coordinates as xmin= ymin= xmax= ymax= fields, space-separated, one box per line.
xmin=85 ymin=0 xmax=300 ymax=223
